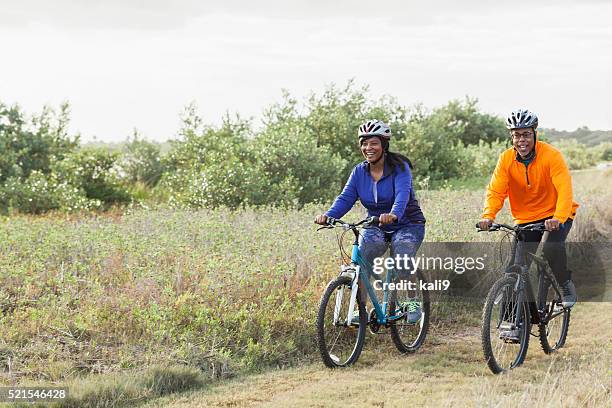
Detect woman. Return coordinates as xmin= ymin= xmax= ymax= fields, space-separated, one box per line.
xmin=314 ymin=119 xmax=426 ymax=323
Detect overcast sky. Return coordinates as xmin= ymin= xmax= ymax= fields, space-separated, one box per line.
xmin=1 ymin=0 xmax=611 ymax=142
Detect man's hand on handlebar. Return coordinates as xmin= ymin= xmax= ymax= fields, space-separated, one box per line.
xmin=544 ymin=218 xmax=560 ymax=231
xmin=477 ymin=218 xmax=493 ymax=231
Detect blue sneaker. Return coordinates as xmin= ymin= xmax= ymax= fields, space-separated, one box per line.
xmin=400 ymin=299 xmax=422 ymax=324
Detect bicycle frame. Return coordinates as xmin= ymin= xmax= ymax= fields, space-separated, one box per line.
xmin=480 ymin=221 xmax=572 ymax=373
xmin=337 ymin=232 xmax=404 ymax=327
xmin=503 ymin=229 xmax=565 ymax=327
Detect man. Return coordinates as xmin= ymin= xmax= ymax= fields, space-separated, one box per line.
xmin=478 ymin=109 xmax=578 ymax=308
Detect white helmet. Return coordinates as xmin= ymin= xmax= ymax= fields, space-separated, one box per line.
xmin=506 ymin=109 xmax=539 ymax=130
xmin=358 ymin=119 xmax=391 ymax=142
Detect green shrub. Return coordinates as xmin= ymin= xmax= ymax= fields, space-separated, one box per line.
xmin=425 ymin=97 xmax=508 ymax=146
xmin=160 ymin=113 xmax=262 ymax=209
xmin=394 ymin=112 xmax=464 ymax=182
xmin=0 ymin=171 xmax=98 ymax=214
xmin=296 ymin=82 xmax=408 ymax=175
xmin=160 ymin=105 xmax=347 ymax=209
xmin=118 ymin=132 xmax=164 ymax=187
xmin=0 ymin=146 xmax=130 ymax=214
xmin=592 ymin=142 xmax=612 ymax=162
xmin=552 ymin=139 xmax=600 ymax=170
xmin=254 ymin=100 xmax=348 ymax=205
xmin=11 ymin=87 xmax=609 ymax=214
xmin=52 ymin=148 xmax=131 ymax=206
xmin=0 ymin=102 xmax=78 ymax=183
xmin=459 ymin=140 xmax=508 ymax=178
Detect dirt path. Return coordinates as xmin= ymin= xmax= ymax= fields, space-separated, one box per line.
xmin=144 ymin=303 xmax=611 ymax=407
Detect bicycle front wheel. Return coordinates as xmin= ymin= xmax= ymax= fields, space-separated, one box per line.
xmin=316 ymin=275 xmax=366 ymax=368
xmin=388 ymin=271 xmax=430 ymax=353
xmin=538 ymin=280 xmax=571 ymax=354
xmin=481 ymin=275 xmax=531 ymax=374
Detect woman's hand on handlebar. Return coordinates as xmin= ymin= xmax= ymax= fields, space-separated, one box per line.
xmin=379 ymin=213 xmax=398 ymax=225
xmin=314 ymin=214 xmax=329 ymax=225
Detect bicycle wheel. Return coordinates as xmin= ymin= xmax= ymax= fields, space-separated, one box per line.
xmin=316 ymin=275 xmax=367 ymax=368
xmin=538 ymin=279 xmax=571 ymax=354
xmin=481 ymin=275 xmax=531 ymax=374
xmin=388 ymin=271 xmax=430 ymax=353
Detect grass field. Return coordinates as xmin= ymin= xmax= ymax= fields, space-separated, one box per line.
xmin=141 ymin=302 xmax=611 ymax=408
xmin=0 ymin=169 xmax=609 ymax=407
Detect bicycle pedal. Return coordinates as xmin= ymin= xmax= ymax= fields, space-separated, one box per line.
xmin=499 ymin=329 xmax=520 ymax=343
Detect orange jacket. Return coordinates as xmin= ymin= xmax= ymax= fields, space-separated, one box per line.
xmin=482 ymin=141 xmax=579 ymax=224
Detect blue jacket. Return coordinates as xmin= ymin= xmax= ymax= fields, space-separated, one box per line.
xmin=325 ymin=160 xmax=426 ymax=231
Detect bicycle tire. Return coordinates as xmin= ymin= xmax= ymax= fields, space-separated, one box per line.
xmin=316 ymin=275 xmax=367 ymax=368
xmin=481 ymin=275 xmax=531 ymax=374
xmin=538 ymin=279 xmax=571 ymax=354
xmin=388 ymin=271 xmax=430 ymax=353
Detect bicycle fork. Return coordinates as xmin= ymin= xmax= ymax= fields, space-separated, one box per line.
xmin=497 ymin=274 xmax=524 ymax=332
xmin=333 ymin=265 xmax=360 ymax=326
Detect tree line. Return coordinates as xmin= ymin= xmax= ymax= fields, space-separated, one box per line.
xmin=1 ymin=82 xmax=610 ymax=214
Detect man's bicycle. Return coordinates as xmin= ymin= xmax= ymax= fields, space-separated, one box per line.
xmin=316 ymin=216 xmax=430 ymax=368
xmin=477 ymin=222 xmax=571 ymax=374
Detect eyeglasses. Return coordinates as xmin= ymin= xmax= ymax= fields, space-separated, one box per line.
xmin=511 ymin=132 xmax=534 ymax=141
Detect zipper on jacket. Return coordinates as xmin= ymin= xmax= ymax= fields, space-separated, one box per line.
xmin=373 ymin=181 xmax=378 ymax=203
xmin=517 ymin=149 xmax=535 ymax=187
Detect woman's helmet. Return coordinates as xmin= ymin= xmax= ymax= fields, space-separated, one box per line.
xmin=506 ymin=109 xmax=538 ymax=130
xmin=358 ymin=119 xmax=391 ymax=144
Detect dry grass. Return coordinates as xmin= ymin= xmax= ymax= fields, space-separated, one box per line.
xmin=142 ymin=303 xmax=611 ymax=408
xmin=0 ymin=169 xmax=609 ymax=407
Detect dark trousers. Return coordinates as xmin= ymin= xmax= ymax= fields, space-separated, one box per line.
xmin=515 ymin=218 xmax=573 ymax=284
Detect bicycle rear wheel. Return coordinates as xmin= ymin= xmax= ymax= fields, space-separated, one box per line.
xmin=388 ymin=271 xmax=430 ymax=353
xmin=538 ymin=279 xmax=571 ymax=354
xmin=481 ymin=275 xmax=530 ymax=374
xmin=316 ymin=275 xmax=366 ymax=368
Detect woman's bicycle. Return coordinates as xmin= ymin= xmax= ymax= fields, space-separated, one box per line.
xmin=316 ymin=216 xmax=430 ymax=368
xmin=477 ymin=222 xmax=571 ymax=374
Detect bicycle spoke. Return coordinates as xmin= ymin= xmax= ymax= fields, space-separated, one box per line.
xmin=389 ymin=272 xmax=429 ymax=353
xmin=538 ymin=281 xmax=570 ymax=353
xmin=482 ymin=276 xmax=530 ymax=374
xmin=317 ymin=276 xmax=365 ymax=367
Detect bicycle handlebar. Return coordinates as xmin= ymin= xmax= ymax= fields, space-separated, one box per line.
xmin=315 ymin=216 xmax=380 ymax=231
xmin=326 ymin=216 xmax=379 ymax=229
xmin=475 ymin=221 xmax=547 ymax=233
